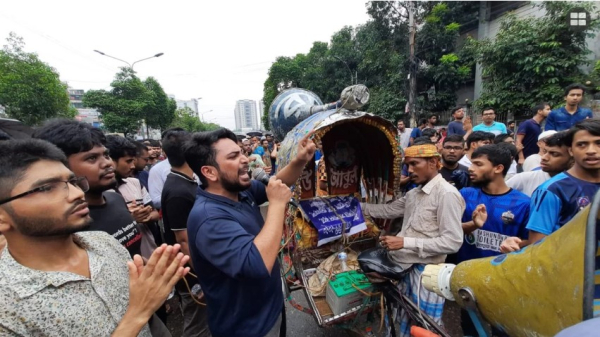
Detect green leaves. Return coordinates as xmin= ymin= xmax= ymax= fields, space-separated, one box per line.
xmin=169 ymin=107 xmax=220 ymax=132
xmin=472 ymin=1 xmax=600 ymax=116
xmin=0 ymin=32 xmax=72 ymax=126
xmin=83 ymin=68 xmax=175 ymax=135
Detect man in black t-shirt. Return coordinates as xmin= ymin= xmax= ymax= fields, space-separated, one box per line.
xmin=161 ymin=130 xmax=210 ymax=337
xmin=439 ymin=134 xmax=470 ymax=190
xmin=34 ymin=120 xmax=143 ymax=257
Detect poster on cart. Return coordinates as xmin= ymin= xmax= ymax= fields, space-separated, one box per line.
xmin=299 ymin=196 xmax=367 ymax=246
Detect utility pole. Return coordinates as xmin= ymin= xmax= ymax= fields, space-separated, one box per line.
xmin=408 ymin=0 xmax=417 ymax=128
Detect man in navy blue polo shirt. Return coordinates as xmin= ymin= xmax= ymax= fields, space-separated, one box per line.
xmin=184 ymin=128 xmax=315 ymax=337
xmin=546 ymin=83 xmax=593 ymax=131
xmin=516 ymin=102 xmax=551 ymax=165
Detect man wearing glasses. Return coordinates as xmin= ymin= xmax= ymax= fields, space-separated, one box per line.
xmin=473 ymin=108 xmax=508 ymax=136
xmin=439 ymin=134 xmax=470 ymax=190
xmin=0 ymin=139 xmax=189 ymax=336
xmin=34 ymin=119 xmax=143 ymax=257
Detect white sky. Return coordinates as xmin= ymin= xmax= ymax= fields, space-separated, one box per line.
xmin=0 ymin=0 xmax=371 ymax=129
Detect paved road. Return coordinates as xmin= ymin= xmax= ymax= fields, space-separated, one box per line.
xmin=166 ymin=289 xmax=465 ymax=337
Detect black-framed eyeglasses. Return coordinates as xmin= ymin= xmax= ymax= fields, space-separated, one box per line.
xmin=0 ymin=177 xmax=89 ymax=206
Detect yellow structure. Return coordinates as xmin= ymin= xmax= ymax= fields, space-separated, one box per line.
xmin=449 ymin=207 xmax=590 ymax=336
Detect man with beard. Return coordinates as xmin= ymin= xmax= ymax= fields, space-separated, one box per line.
xmin=34 ymin=120 xmax=142 ymax=257
xmin=439 ymin=134 xmax=470 ymax=189
xmin=457 ymin=144 xmax=530 ymax=337
xmin=501 ymin=119 xmax=600 ymax=252
xmin=396 ymin=120 xmax=412 ymax=150
xmin=184 ymin=128 xmax=315 ymax=337
xmin=447 ymin=107 xmax=466 ymax=136
xmin=546 ymin=84 xmax=593 ymax=131
xmin=458 ymin=144 xmax=530 ymax=261
xmin=507 ymin=132 xmax=573 ymax=197
xmin=0 ymin=139 xmax=189 ymax=336
xmin=361 ymin=144 xmax=464 ymax=337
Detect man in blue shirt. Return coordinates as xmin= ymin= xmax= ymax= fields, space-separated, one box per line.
xmin=458 ymin=144 xmax=530 ymax=262
xmin=472 ymin=108 xmax=508 ymax=136
xmin=546 ymin=84 xmax=593 ymax=131
xmin=447 ymin=107 xmax=466 ymax=136
xmin=501 ymin=119 xmax=600 ymax=252
xmin=184 ymin=128 xmax=315 ymax=337
xmin=516 ymin=103 xmax=551 ymax=165
xmin=458 ymin=144 xmax=530 ymax=337
xmin=409 ymin=118 xmax=428 ymax=145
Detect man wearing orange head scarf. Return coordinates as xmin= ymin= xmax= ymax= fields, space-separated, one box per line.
xmin=361 ymin=144 xmax=465 ymax=337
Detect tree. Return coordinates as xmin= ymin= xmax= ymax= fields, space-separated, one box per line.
xmin=169 ymin=107 xmax=221 ymax=132
xmin=0 ymin=32 xmax=74 ymax=126
xmin=143 ymin=77 xmax=176 ymax=130
xmin=469 ymin=1 xmax=600 ymax=117
xmin=261 ymin=2 xmax=478 ymax=128
xmin=83 ymin=67 xmax=151 ymax=135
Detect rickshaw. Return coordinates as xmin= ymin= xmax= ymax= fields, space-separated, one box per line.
xmin=271 ymin=85 xmax=450 ymax=337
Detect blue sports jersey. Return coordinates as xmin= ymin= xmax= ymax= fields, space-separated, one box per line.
xmin=458 ymin=187 xmax=530 ymax=262
xmin=526 ymin=172 xmax=600 ymax=235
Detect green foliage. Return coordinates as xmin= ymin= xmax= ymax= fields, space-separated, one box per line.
xmin=83 ymin=67 xmax=148 ymax=135
xmin=143 ymin=77 xmax=175 ymax=130
xmin=169 ymin=107 xmax=221 ymax=132
xmin=0 ymin=32 xmax=74 ymax=126
xmin=262 ymin=1 xmax=478 ymax=128
xmin=471 ymin=1 xmax=600 ymax=116
xmin=84 ymin=68 xmax=176 ymax=135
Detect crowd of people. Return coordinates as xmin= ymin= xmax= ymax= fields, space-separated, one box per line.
xmin=0 ymin=82 xmax=597 ymax=337
xmin=385 ymin=83 xmax=598 ymax=336
xmin=0 ymin=114 xmax=315 ymax=337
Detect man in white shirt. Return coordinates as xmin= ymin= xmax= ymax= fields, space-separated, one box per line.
xmin=396 ymin=120 xmax=412 ymax=150
xmin=507 ymin=132 xmax=572 ymax=196
xmin=362 ymin=144 xmax=464 ymax=337
xmin=458 ymin=131 xmax=495 ymax=167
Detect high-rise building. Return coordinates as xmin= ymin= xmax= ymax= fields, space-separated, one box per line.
xmin=234 ymin=99 xmax=258 ymax=130
xmin=174 ymin=98 xmax=199 ymax=118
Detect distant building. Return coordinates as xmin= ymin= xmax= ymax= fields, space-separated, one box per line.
xmin=175 ymin=98 xmax=199 ymax=118
xmin=68 ymin=88 xmax=85 ymax=109
xmin=258 ymin=100 xmax=265 ymax=130
xmin=68 ymin=88 xmax=102 ymax=127
xmin=234 ymin=99 xmax=259 ymax=131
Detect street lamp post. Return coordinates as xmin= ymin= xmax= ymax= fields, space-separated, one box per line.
xmin=93 ymin=50 xmax=164 ymax=70
xmin=331 ymin=55 xmax=355 ymax=85
xmin=199 ymin=110 xmax=213 ymax=122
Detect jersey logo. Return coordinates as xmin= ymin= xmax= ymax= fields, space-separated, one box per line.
xmin=501 ymin=210 xmax=514 ymax=224
xmin=578 ymin=196 xmax=590 ymax=210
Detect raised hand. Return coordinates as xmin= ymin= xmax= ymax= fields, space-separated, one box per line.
xmin=126 ymin=244 xmax=190 ymax=319
xmin=296 ymin=131 xmax=316 ymax=163
xmin=266 ymin=176 xmax=292 ymax=206
xmin=472 ymin=204 xmax=487 ymax=228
